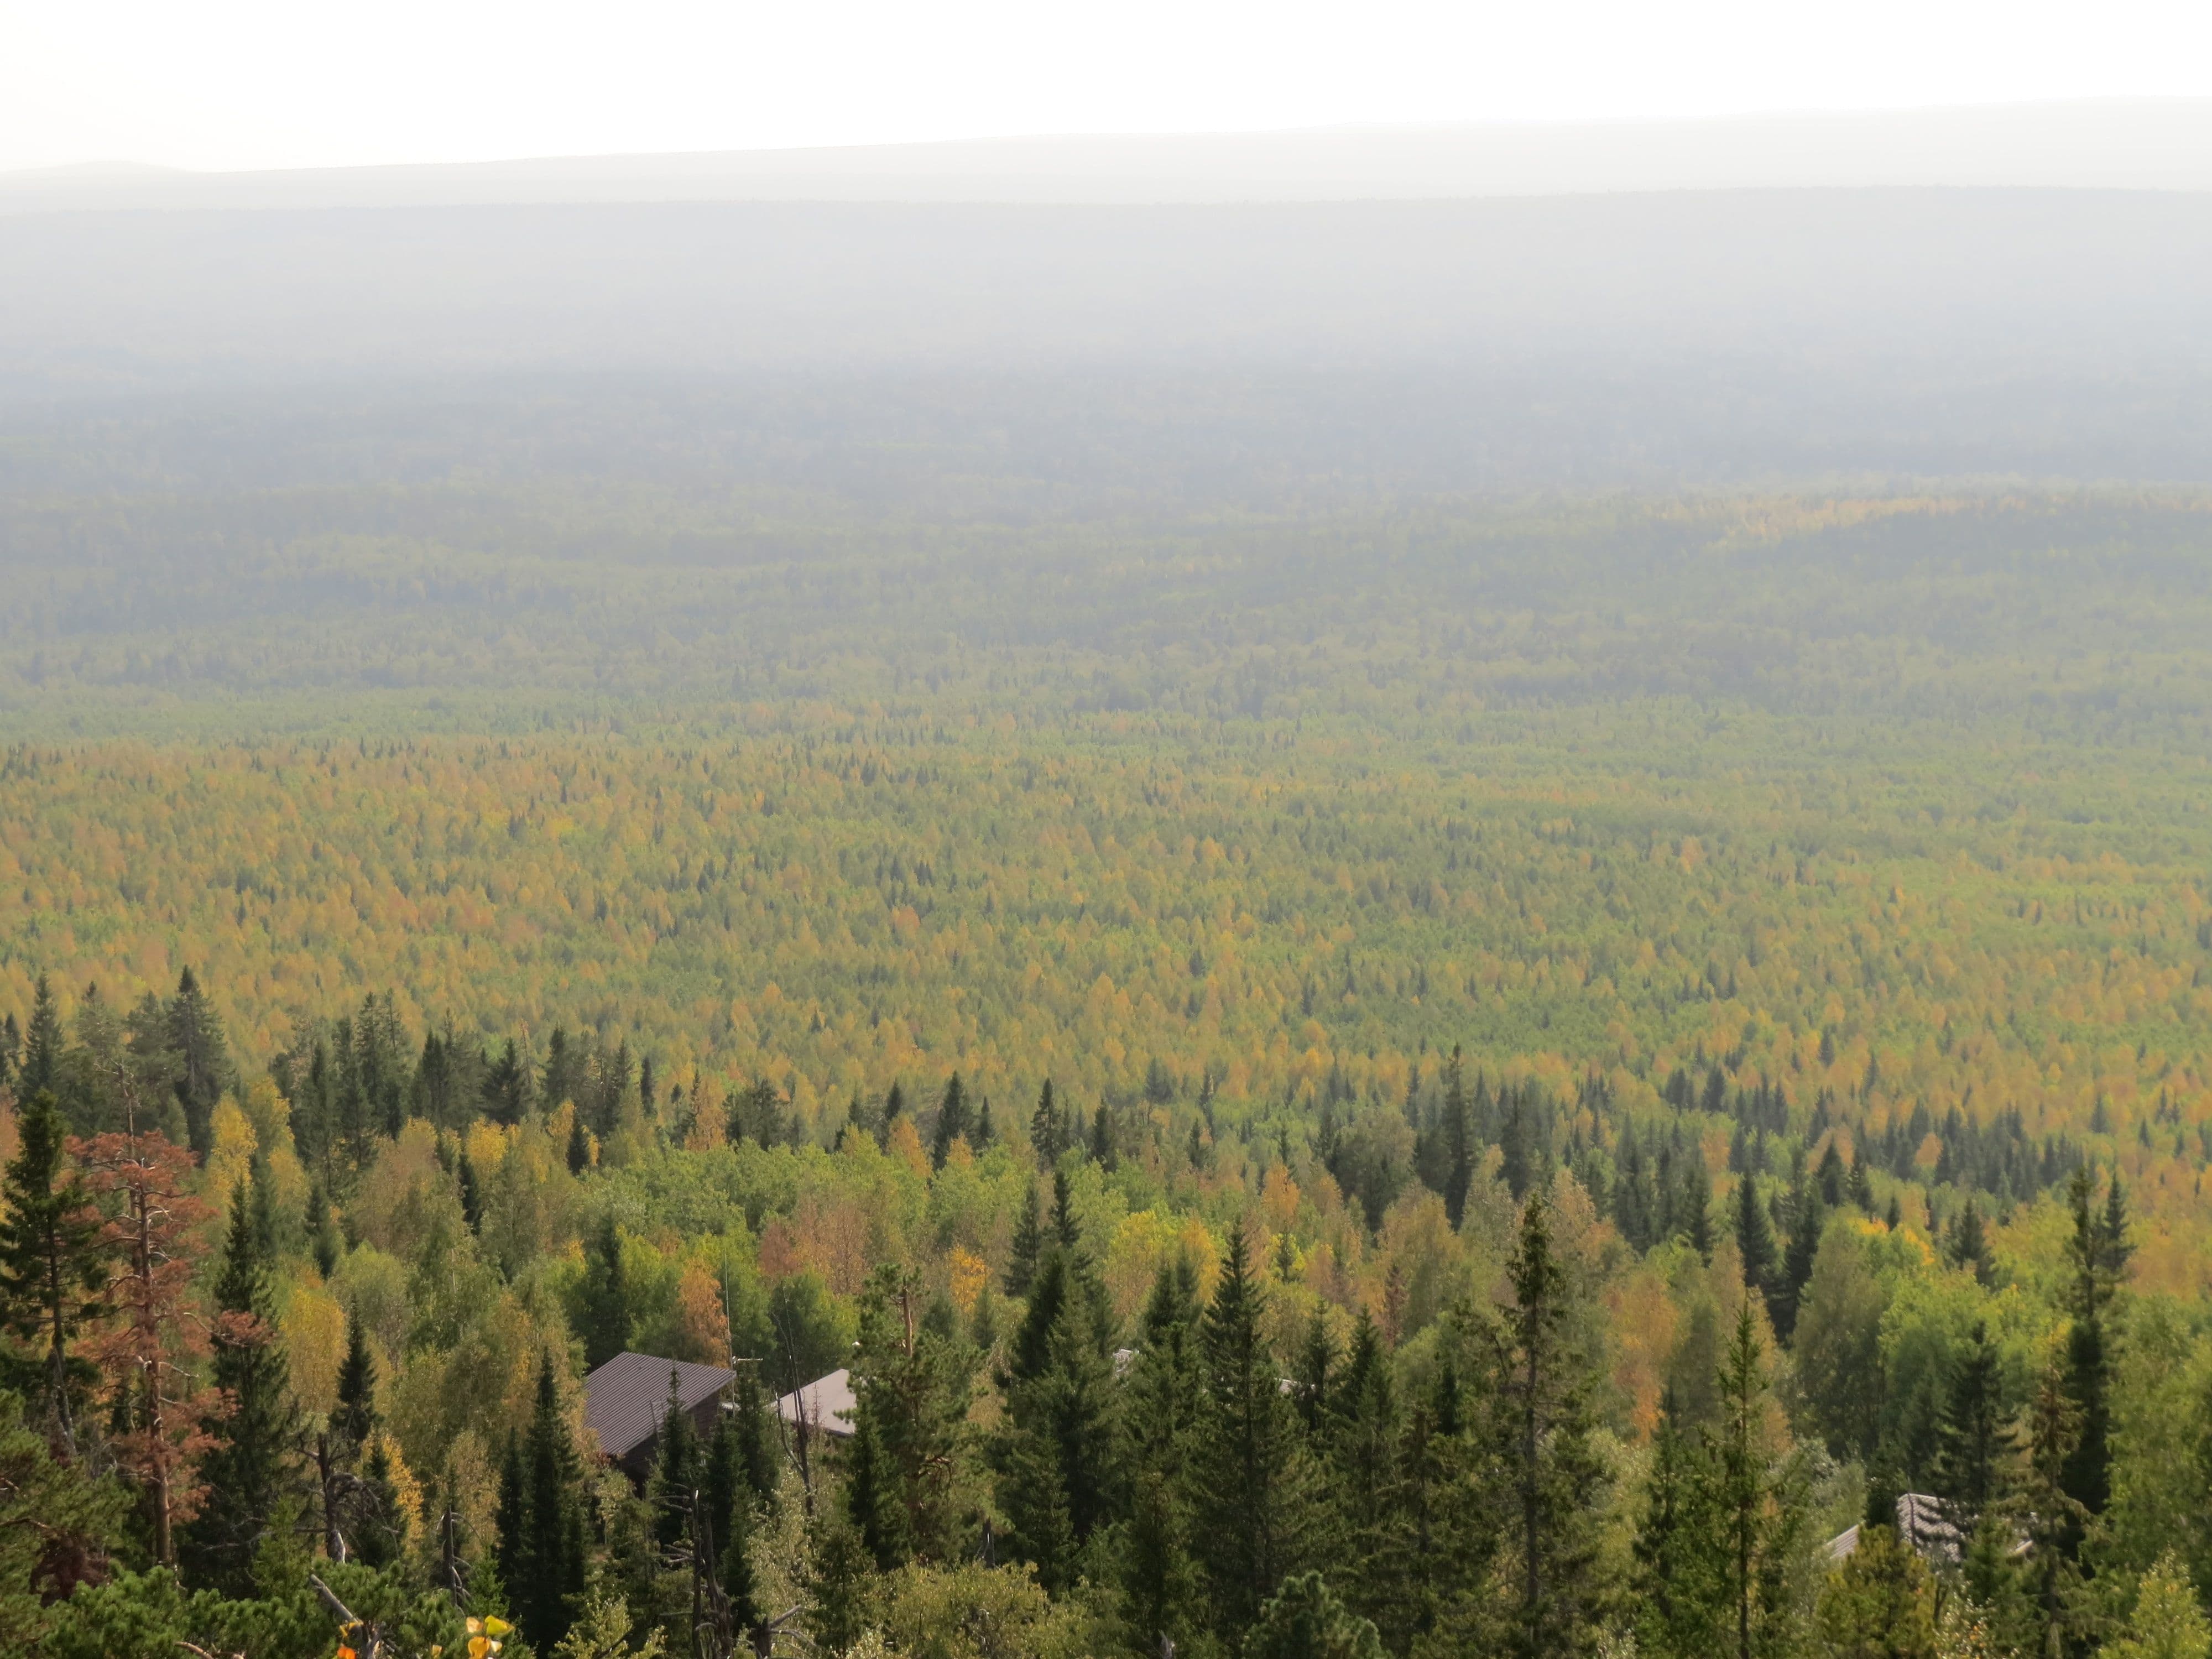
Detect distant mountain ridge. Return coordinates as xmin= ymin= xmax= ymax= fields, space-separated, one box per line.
xmin=5 ymin=98 xmax=2211 ymax=212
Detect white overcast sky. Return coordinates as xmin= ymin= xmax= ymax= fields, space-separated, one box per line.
xmin=4 ymin=0 xmax=2210 ymax=174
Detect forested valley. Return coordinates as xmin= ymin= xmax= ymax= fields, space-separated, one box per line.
xmin=5 ymin=199 xmax=2212 ymax=1657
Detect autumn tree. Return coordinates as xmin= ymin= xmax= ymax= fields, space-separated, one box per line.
xmin=77 ymin=1106 xmax=215 ymax=1568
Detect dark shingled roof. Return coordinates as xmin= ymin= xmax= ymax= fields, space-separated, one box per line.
xmin=582 ymin=1352 xmax=737 ymax=1460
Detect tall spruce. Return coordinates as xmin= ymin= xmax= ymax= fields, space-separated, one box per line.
xmin=1030 ymin=1079 xmax=1063 ymax=1168
xmin=1633 ymin=1389 xmax=1729 ymax=1659
xmin=994 ymin=1239 xmax=1118 ymax=1588
xmin=0 ymin=1089 xmax=107 ymax=1452
xmin=929 ymin=1072 xmax=971 ymax=1170
xmin=1734 ymin=1175 xmax=1780 ymax=1319
xmin=577 ymin=1214 xmax=633 ymax=1370
xmin=1493 ymin=1191 xmax=1613 ymax=1659
xmin=1115 ymin=1257 xmax=1207 ymax=1657
xmin=18 ymin=975 xmax=61 ymax=1101
xmin=498 ymin=1353 xmax=589 ymax=1653
xmin=1006 ymin=1180 xmax=1044 ymax=1298
xmin=847 ymin=1263 xmax=973 ymax=1568
xmin=180 ymin=1164 xmax=301 ymax=1597
xmin=2058 ymin=1166 xmax=2131 ymax=1541
xmin=1772 ymin=1183 xmax=1821 ymax=1345
xmin=650 ymin=1368 xmax=700 ymax=1552
xmin=163 ymin=967 xmax=229 ymax=1159
xmin=1190 ymin=1227 xmax=1313 ymax=1636
xmin=1712 ymin=1305 xmax=1802 ymax=1659
xmin=1441 ymin=1046 xmax=1474 ymax=1229
xmin=1931 ymin=1319 xmax=2011 ymax=1535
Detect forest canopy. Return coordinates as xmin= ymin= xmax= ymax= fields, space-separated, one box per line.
xmin=2 ymin=358 xmax=2212 ymax=1657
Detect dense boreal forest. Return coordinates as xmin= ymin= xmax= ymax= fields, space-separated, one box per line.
xmin=3 ymin=368 xmax=2212 ymax=1659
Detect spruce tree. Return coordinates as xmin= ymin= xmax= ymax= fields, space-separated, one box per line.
xmin=498 ymin=1353 xmax=589 ymax=1653
xmin=1947 ymin=1196 xmax=1996 ymax=1287
xmin=353 ymin=1434 xmax=403 ymax=1569
xmin=2059 ymin=1166 xmax=2131 ymax=1540
xmin=577 ymin=1214 xmax=633 ymax=1369
xmin=163 ymin=967 xmax=229 ymax=1159
xmin=180 ymin=1165 xmax=302 ymax=1598
xmin=1772 ymin=1183 xmax=1821 ymax=1345
xmin=847 ymin=1263 xmax=973 ymax=1568
xmin=929 ymin=1072 xmax=971 ymax=1170
xmin=1493 ymin=1192 xmax=1613 ymax=1659
xmin=727 ymin=1364 xmax=779 ymax=1510
xmin=650 ymin=1369 xmax=700 ymax=1552
xmin=1248 ymin=1572 xmax=1387 ymax=1659
xmin=331 ymin=1311 xmax=377 ymax=1452
xmin=1712 ymin=1305 xmax=1802 ymax=1659
xmin=1029 ymin=1079 xmax=1061 ymax=1167
xmin=1006 ymin=1180 xmax=1044 ymax=1298
xmin=0 ymin=1089 xmax=107 ymax=1452
xmin=1734 ymin=1175 xmax=1780 ymax=1318
xmin=1115 ymin=1258 xmax=1206 ymax=1657
xmin=1931 ymin=1319 xmax=2010 ymax=1535
xmin=1326 ymin=1311 xmax=1404 ymax=1639
xmin=17 ymin=975 xmax=60 ymax=1100
xmin=1089 ymin=1103 xmax=1117 ymax=1170
xmin=1633 ymin=1390 xmax=1728 ymax=1659
xmin=1441 ymin=1045 xmax=1473 ymax=1229
xmin=994 ymin=1238 xmax=1117 ymax=1588
xmin=1189 ymin=1227 xmax=1313 ymax=1636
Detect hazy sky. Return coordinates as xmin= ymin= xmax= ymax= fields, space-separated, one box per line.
xmin=5 ymin=0 xmax=2209 ymax=174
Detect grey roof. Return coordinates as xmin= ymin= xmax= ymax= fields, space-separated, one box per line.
xmin=583 ymin=1352 xmax=737 ymax=1460
xmin=1823 ymin=1494 xmax=1964 ymax=1569
xmin=774 ymin=1367 xmax=857 ymax=1437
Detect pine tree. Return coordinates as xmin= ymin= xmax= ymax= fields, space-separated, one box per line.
xmin=929 ymin=1072 xmax=971 ymax=1170
xmin=180 ymin=1164 xmax=302 ymax=1598
xmin=498 ymin=1353 xmax=589 ymax=1653
xmin=577 ymin=1214 xmax=633 ymax=1370
xmin=0 ymin=1089 xmax=107 ymax=1453
xmin=565 ymin=1114 xmax=590 ymax=1175
xmin=1190 ymin=1227 xmax=1313 ymax=1636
